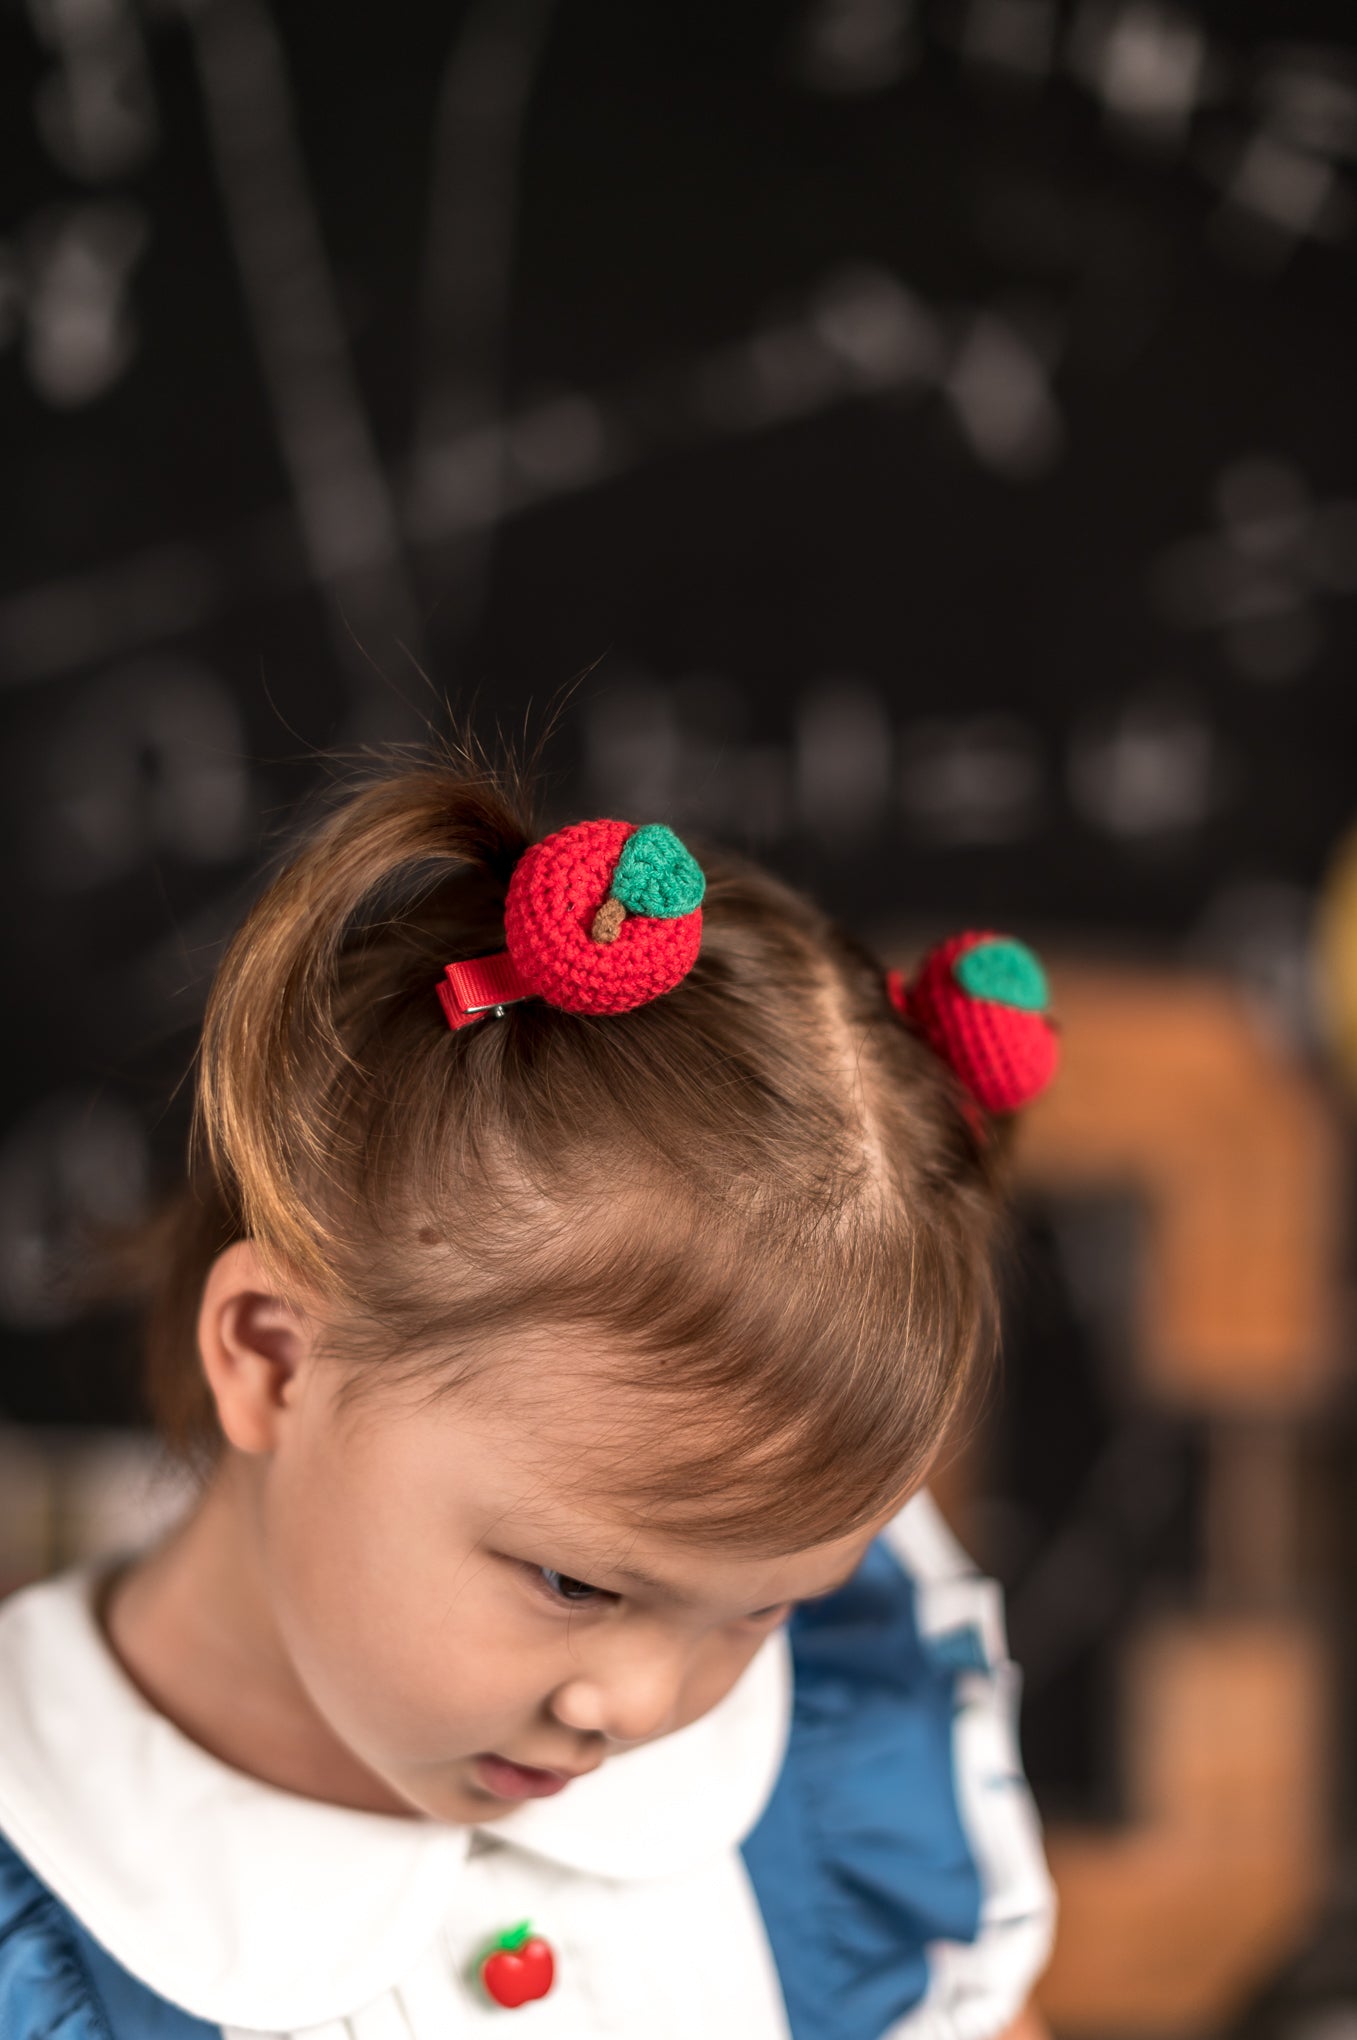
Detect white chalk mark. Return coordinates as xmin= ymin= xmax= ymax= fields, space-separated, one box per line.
xmin=1256 ymin=45 xmax=1357 ymax=163
xmin=0 ymin=545 xmax=218 ymax=686
xmin=810 ymin=265 xmax=946 ymax=389
xmin=1069 ymin=1 xmax=1207 ymax=148
xmin=1212 ymin=128 xmax=1348 ymax=264
xmin=693 ymin=320 xmax=848 ymax=430
xmin=28 ymin=0 xmax=158 ymax=182
xmin=1149 ymin=457 xmax=1353 ymax=682
xmin=21 ymin=200 xmax=148 ymax=406
xmin=406 ymin=0 xmax=560 ymax=641
xmin=900 ymin=716 xmax=1046 ymax=844
xmin=506 ymin=393 xmax=609 ymax=490
xmin=180 ymin=0 xmax=419 ymax=702
xmin=943 ymin=310 xmax=1064 ymax=478
xmin=31 ymin=657 xmax=252 ymax=890
xmin=1068 ymin=686 xmax=1221 ymax=836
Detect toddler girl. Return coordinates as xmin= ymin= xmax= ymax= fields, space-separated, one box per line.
xmin=0 ymin=748 xmax=1059 ymax=2039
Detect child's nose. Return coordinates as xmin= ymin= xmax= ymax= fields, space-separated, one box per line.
xmin=550 ymin=1640 xmax=689 ymax=1745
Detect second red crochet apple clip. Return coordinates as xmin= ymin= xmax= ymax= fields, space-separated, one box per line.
xmin=885 ymin=932 xmax=1061 ymax=1136
xmin=437 ymin=819 xmax=706 ymax=1030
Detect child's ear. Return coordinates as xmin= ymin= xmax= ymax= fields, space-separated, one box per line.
xmin=197 ymin=1238 xmax=322 ymax=1455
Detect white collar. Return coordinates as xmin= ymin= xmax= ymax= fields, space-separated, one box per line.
xmin=0 ymin=1553 xmax=791 ymax=2030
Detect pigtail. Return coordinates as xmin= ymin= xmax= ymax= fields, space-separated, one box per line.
xmin=195 ymin=757 xmax=536 ymax=1304
xmin=71 ymin=740 xmax=539 ymax=1477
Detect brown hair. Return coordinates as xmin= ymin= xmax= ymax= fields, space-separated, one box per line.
xmin=95 ymin=735 xmax=1019 ymax=1552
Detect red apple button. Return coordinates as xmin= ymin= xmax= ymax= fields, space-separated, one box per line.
xmin=477 ymin=1919 xmax=556 ymax=2009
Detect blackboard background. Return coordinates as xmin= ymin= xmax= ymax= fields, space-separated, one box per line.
xmin=3 ymin=1 xmax=1355 ymax=2019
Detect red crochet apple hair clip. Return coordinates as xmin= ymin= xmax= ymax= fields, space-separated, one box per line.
xmin=885 ymin=931 xmax=1062 ymax=1140
xmin=437 ymin=818 xmax=707 ymax=1028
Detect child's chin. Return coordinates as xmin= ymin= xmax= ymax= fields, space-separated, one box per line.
xmin=457 ymin=1792 xmax=518 ymax=1821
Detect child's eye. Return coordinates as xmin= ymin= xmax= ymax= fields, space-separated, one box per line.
xmin=533 ymin=1565 xmax=615 ymax=1607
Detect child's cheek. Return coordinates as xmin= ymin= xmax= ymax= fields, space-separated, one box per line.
xmin=624 ymin=1626 xmax=773 ymax=1753
xmin=273 ymin=1514 xmax=552 ymax=1770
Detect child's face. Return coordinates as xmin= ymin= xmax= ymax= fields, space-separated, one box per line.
xmin=232 ymin=1308 xmax=896 ymax=1826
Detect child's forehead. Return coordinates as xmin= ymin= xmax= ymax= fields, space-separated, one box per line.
xmin=403 ymin=1327 xmax=710 ymax=1457
xmin=337 ymin=1324 xmax=910 ymax=1568
xmin=365 ymin=1368 xmax=883 ymax=1595
xmin=362 ymin=1336 xmax=706 ymax=1486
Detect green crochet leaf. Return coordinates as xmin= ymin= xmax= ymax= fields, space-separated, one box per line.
xmin=611 ymin=824 xmax=706 ymax=919
xmin=953 ymin=938 xmax=1048 ymax=1011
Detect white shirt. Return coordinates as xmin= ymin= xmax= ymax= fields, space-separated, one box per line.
xmin=0 ymin=1551 xmax=795 ymax=2039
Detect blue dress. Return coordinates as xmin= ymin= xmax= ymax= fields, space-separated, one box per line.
xmin=0 ymin=1492 xmax=1055 ymax=2039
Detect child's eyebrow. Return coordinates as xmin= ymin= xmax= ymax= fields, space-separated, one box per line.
xmin=802 ymin=1565 xmax=862 ymax=1601
xmin=605 ymin=1561 xmax=690 ymax=1604
xmin=602 ymin=1554 xmax=863 ymax=1609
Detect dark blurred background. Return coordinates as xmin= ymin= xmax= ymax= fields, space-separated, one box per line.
xmin=2 ymin=3 xmax=1355 ymax=2033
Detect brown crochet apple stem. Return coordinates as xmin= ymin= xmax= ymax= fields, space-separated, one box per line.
xmin=590 ymin=896 xmax=627 ymax=944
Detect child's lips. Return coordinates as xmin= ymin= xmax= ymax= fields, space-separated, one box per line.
xmin=473 ymin=1751 xmax=597 ymax=1799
